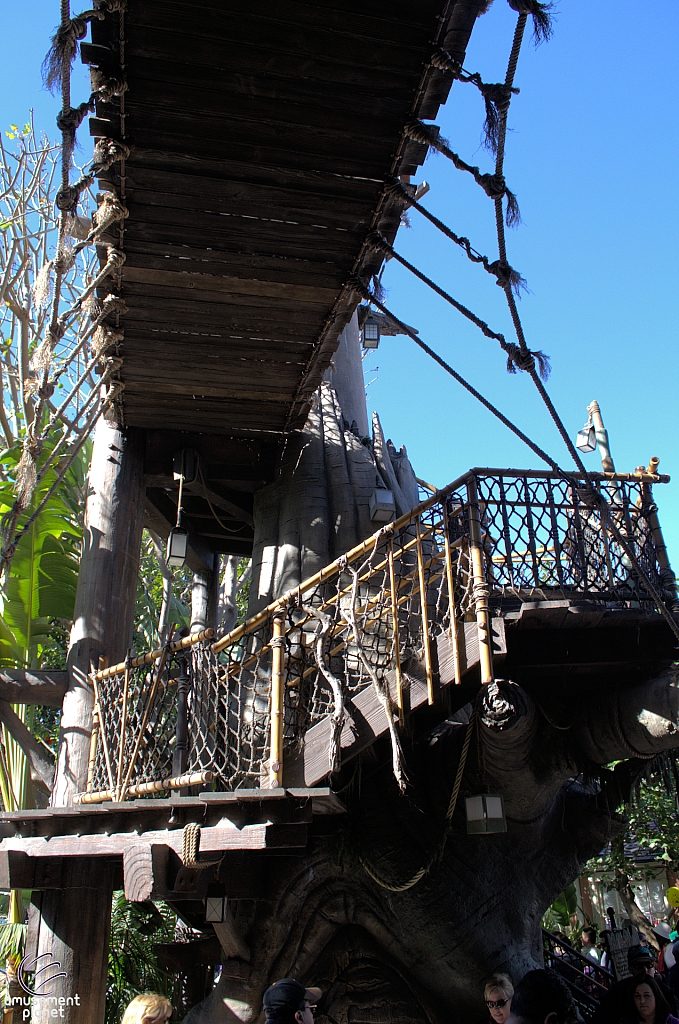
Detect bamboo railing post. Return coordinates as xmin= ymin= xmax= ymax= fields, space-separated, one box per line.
xmin=115 ymin=654 xmax=131 ymax=800
xmin=87 ymin=703 xmax=100 ymax=795
xmin=643 ymin=458 xmax=679 ymax=611
xmin=387 ymin=537 xmax=404 ymax=719
xmin=466 ymin=475 xmax=494 ymax=686
xmin=442 ymin=499 xmax=462 ymax=685
xmin=269 ymin=613 xmax=286 ymax=788
xmin=415 ymin=518 xmax=434 ymax=705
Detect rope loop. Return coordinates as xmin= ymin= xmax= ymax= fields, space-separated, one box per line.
xmin=182 ymin=821 xmax=223 ymax=869
xmin=92 ymin=138 xmax=131 ymax=173
xmin=56 ymin=100 xmax=94 ymax=135
xmin=269 ymin=635 xmax=285 ymax=650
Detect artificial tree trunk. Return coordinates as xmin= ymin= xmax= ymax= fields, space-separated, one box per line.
xmin=185 ymin=672 xmax=679 ymax=1024
xmin=184 ymin=312 xmax=679 ymax=1023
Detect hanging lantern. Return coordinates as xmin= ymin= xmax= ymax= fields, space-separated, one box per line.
xmin=205 ymin=884 xmax=227 ymax=923
xmin=362 ymin=315 xmax=381 ymax=349
xmin=465 ymin=793 xmax=506 ymax=834
xmin=576 ymin=423 xmax=597 ymax=453
xmin=167 ymin=526 xmax=188 ymax=568
xmin=369 ymin=488 xmax=395 ymax=522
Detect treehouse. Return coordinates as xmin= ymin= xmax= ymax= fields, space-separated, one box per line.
xmin=1 ymin=2 xmax=679 ymax=1024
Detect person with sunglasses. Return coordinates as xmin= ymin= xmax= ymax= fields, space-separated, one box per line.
xmin=485 ymin=973 xmax=515 ymax=1024
xmin=263 ymin=978 xmax=322 ymax=1024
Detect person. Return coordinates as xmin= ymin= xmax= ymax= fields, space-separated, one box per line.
xmin=620 ymin=974 xmax=679 ymax=1024
xmin=484 ymin=973 xmax=514 ymax=1024
xmin=506 ymin=968 xmax=579 ymax=1024
xmin=592 ymin=945 xmax=678 ymax=1024
xmin=263 ymin=978 xmax=323 ymax=1024
xmin=667 ymin=942 xmax=679 ymax=999
xmin=121 ymin=993 xmax=173 ymax=1024
xmin=582 ymin=927 xmax=601 ymax=965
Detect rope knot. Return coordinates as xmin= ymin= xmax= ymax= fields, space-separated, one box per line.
xmin=56 ymin=101 xmax=94 ymax=135
xmin=503 ymin=343 xmax=551 ymax=380
xmin=56 ymin=185 xmax=80 ymax=213
xmin=487 ymin=260 xmax=526 ymax=296
xmin=92 ymin=138 xmax=131 ymax=173
xmin=366 ymin=230 xmax=392 ymax=257
xmin=105 ymin=247 xmax=126 ymax=269
xmin=269 ymin=635 xmax=285 ymax=650
xmin=429 ymin=49 xmax=460 ymax=74
xmin=384 ymin=178 xmax=414 ymax=207
xmin=403 ymin=119 xmax=439 ymax=149
xmin=53 ymin=251 xmax=76 ymax=276
xmin=346 ymin=275 xmax=372 ymax=303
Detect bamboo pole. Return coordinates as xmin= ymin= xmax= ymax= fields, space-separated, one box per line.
xmin=74 ymin=770 xmax=214 ymax=805
xmin=115 ymin=657 xmax=131 ymax=801
xmin=269 ymin=613 xmax=285 ymax=789
xmin=96 ymin=627 xmax=215 ymax=681
xmin=86 ymin=703 xmax=100 ymax=795
xmin=643 ymin=458 xmax=679 ymax=610
xmin=387 ymin=537 xmax=403 ymax=719
xmin=213 ymin=471 xmax=475 ymax=654
xmin=466 ymin=475 xmax=494 ymax=686
xmin=442 ymin=501 xmax=462 ymax=685
xmin=415 ymin=518 xmax=434 ymax=705
xmin=91 ymin=673 xmax=115 ymax=793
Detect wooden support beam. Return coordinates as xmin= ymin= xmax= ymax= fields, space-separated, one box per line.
xmin=30 ymin=860 xmax=115 ymax=1024
xmin=0 ymin=822 xmax=308 ymax=861
xmin=0 ymin=671 xmax=68 ymax=707
xmin=0 ymin=701 xmax=53 ymax=794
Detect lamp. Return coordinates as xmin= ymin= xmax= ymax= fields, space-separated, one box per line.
xmin=369 ymin=488 xmax=395 ymax=522
xmin=576 ymin=423 xmax=597 ymax=454
xmin=465 ymin=793 xmax=506 ymax=834
xmin=166 ymin=526 xmax=188 ymax=567
xmin=362 ymin=314 xmax=380 ymax=349
xmin=205 ymin=884 xmax=227 ymax=923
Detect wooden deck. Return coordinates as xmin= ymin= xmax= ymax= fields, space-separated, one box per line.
xmin=84 ymin=0 xmax=483 ymax=555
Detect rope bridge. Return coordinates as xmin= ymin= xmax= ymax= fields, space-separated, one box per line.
xmin=75 ymin=466 xmax=674 ymax=804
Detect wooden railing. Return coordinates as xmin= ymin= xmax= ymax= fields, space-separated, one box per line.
xmin=78 ymin=467 xmax=672 ymax=802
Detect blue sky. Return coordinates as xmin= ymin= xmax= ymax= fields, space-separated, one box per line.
xmin=2 ymin=2 xmax=678 ymax=565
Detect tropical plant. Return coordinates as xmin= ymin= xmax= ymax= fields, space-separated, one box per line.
xmin=106 ymin=893 xmax=177 ymax=1024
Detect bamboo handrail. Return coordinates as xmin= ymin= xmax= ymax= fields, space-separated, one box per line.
xmin=387 ymin=537 xmax=403 ymax=719
xmin=96 ymin=628 xmax=215 ymax=681
xmin=212 ymin=471 xmax=474 ymax=653
xmin=74 ymin=770 xmax=214 ymax=805
xmin=472 ymin=467 xmax=670 ymax=483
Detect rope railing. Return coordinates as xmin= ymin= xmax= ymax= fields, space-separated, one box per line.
xmin=80 ymin=468 xmax=674 ymax=804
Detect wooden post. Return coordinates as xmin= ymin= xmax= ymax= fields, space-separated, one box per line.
xmin=466 ymin=476 xmax=494 ymax=686
xmin=643 ymin=458 xmax=679 ymax=610
xmin=415 ymin=519 xmax=434 ymax=705
xmin=37 ymin=420 xmax=145 ymax=1024
xmin=269 ymin=613 xmax=285 ymax=788
xmin=54 ymin=419 xmax=145 ymax=806
xmin=387 ymin=538 xmax=403 ymax=718
xmin=442 ymin=501 xmax=462 ymax=685
xmin=191 ymin=554 xmax=220 ymax=633
xmin=30 ymin=860 xmax=115 ymax=1024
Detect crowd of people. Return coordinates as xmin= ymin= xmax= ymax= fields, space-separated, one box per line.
xmin=118 ymin=932 xmax=679 ymax=1024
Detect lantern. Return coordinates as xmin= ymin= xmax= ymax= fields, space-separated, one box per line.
xmin=166 ymin=526 xmax=188 ymax=568
xmin=465 ymin=793 xmax=506 ymax=834
xmin=362 ymin=315 xmax=380 ymax=349
xmin=205 ymin=884 xmax=227 ymax=923
xmin=576 ymin=423 xmax=597 ymax=453
xmin=369 ymin=488 xmax=395 ymax=522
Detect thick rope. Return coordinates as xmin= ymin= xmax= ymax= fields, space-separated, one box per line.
xmin=182 ymin=822 xmax=223 ymax=870
xmin=360 ymin=712 xmax=476 ymax=893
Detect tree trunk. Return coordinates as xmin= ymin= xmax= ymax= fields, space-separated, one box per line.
xmin=34 ymin=420 xmax=145 ymax=1024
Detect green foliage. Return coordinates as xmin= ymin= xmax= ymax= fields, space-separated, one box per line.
xmin=0 ymin=432 xmax=90 ymax=668
xmin=134 ymin=530 xmax=191 ymax=652
xmin=587 ymin=772 xmax=679 ymax=885
xmin=106 ymin=893 xmax=177 ymax=1024
xmin=543 ymin=882 xmax=578 ymax=933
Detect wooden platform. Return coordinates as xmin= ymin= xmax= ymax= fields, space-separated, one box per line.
xmin=83 ymin=0 xmax=483 ymax=555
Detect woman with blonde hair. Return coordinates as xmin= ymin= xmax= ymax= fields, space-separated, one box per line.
xmin=121 ymin=992 xmax=173 ymax=1024
xmin=484 ymin=973 xmax=514 ymax=1024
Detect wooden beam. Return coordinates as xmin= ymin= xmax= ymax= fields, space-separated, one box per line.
xmin=122 ymin=266 xmax=338 ymax=305
xmin=0 ymin=670 xmax=68 ymax=707
xmin=0 ymin=822 xmax=308 ymax=860
xmin=0 ymin=701 xmax=53 ymax=794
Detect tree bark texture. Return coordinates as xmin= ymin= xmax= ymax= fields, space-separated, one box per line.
xmin=184 ymin=671 xmax=679 ymax=1024
xmin=53 ymin=419 xmax=145 ymax=807
xmin=249 ymin=315 xmax=418 ymax=616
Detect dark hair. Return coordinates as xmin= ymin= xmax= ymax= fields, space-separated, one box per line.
xmin=511 ymin=969 xmax=579 ymax=1024
xmin=630 ymin=974 xmax=672 ymax=1024
xmin=583 ymin=927 xmax=597 ymax=942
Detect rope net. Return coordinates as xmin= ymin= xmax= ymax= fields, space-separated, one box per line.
xmin=86 ymin=469 xmax=669 ymax=799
